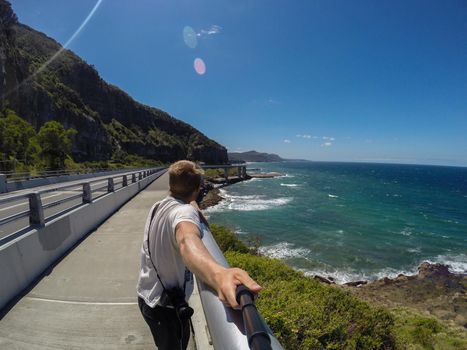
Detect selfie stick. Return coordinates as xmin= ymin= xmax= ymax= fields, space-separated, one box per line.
xmin=236 ymin=285 xmax=272 ymax=350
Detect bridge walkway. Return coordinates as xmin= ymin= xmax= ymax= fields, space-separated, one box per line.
xmin=0 ymin=172 xmax=196 ymax=349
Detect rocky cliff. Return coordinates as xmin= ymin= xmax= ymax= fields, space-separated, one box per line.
xmin=0 ymin=0 xmax=227 ymax=164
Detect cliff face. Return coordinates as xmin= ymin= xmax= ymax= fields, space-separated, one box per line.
xmin=0 ymin=0 xmax=228 ymax=164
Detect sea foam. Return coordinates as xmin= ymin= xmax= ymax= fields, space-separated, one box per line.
xmin=302 ymin=266 xmax=420 ymax=285
xmin=426 ymin=254 xmax=467 ymax=274
xmin=205 ymin=189 xmax=293 ymax=213
xmin=259 ymin=242 xmax=311 ymax=260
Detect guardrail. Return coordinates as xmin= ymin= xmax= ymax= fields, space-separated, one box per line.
xmin=2 ymin=167 xmax=139 ymax=182
xmin=0 ymin=167 xmax=166 ymax=310
xmin=197 ymin=225 xmax=283 ymax=350
xmin=0 ymin=167 xmax=164 ymax=245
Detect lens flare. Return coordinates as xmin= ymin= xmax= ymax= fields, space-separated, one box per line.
xmin=1 ymin=0 xmax=104 ymax=99
xmin=183 ymin=26 xmax=197 ymax=49
xmin=194 ymin=58 xmax=206 ymax=75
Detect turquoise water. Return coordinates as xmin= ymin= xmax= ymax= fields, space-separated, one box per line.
xmin=205 ymin=162 xmax=467 ymax=283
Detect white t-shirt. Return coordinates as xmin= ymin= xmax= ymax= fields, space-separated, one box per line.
xmin=136 ymin=196 xmax=201 ymax=308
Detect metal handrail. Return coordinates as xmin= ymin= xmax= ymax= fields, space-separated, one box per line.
xmin=0 ymin=168 xmax=162 ymax=202
xmin=0 ymin=209 xmax=30 ymax=226
xmin=4 ymin=166 xmax=143 ymax=181
xmin=0 ymin=168 xmax=166 ymax=239
xmin=0 ymin=193 xmax=30 ymax=205
xmin=42 ymin=193 xmax=84 ymax=210
xmin=198 ymin=225 xmax=283 ymax=350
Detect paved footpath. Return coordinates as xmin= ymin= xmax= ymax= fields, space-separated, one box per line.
xmin=0 ymin=172 xmax=196 ymax=350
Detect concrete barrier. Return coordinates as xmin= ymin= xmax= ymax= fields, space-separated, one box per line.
xmin=0 ymin=170 xmax=165 ymax=311
xmin=3 ymin=168 xmax=152 ymax=193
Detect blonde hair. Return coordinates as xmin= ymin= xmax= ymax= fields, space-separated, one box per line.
xmin=169 ymin=160 xmax=204 ymax=198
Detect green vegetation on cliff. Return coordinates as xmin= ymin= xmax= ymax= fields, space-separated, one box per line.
xmin=0 ymin=108 xmax=76 ymax=171
xmin=210 ymin=225 xmax=467 ymax=349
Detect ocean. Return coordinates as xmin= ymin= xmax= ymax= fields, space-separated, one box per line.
xmin=205 ymin=162 xmax=467 ymax=284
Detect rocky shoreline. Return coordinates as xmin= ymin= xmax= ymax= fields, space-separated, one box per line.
xmin=341 ymin=262 xmax=466 ymax=328
xmin=199 ymin=171 xmax=284 ymax=209
xmin=313 ymin=263 xmax=466 ymax=328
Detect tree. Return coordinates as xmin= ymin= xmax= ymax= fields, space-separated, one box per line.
xmin=36 ymin=120 xmax=77 ymax=170
xmin=0 ymin=109 xmax=37 ymax=170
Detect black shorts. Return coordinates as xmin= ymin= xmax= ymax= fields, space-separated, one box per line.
xmin=138 ymin=297 xmax=190 ymax=350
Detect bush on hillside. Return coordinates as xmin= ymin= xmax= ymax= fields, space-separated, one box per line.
xmin=209 ymin=224 xmax=396 ymax=349
xmin=210 ymin=224 xmax=250 ymax=254
xmin=226 ymin=251 xmax=395 ymax=349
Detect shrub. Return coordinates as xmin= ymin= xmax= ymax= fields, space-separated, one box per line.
xmin=391 ymin=308 xmax=467 ymax=350
xmin=209 ymin=224 xmax=396 ymax=349
xmin=210 ymin=224 xmax=250 ymax=254
xmin=226 ymin=251 xmax=396 ymax=349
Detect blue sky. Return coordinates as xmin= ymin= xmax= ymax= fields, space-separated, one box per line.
xmin=11 ymin=0 xmax=467 ymax=166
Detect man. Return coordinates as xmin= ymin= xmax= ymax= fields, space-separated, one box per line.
xmin=137 ymin=160 xmax=262 ymax=349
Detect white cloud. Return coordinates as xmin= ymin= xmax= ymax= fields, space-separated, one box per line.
xmin=296 ymin=134 xmax=312 ymax=139
xmin=283 ymin=139 xmax=291 ymax=143
xmin=197 ymin=25 xmax=222 ymax=37
xmin=321 ymin=142 xmax=332 ymax=147
xmin=322 ymin=136 xmax=335 ymax=141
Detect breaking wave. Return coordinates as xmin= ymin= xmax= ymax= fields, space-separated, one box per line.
xmin=258 ymin=242 xmax=311 ymax=260
xmin=205 ymin=189 xmax=293 ymax=213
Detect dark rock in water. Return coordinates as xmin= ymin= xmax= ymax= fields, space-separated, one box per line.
xmin=417 ymin=262 xmax=451 ymax=279
xmin=199 ymin=188 xmax=224 ymax=210
xmin=345 ymin=280 xmax=368 ymax=287
xmin=314 ymin=275 xmax=334 ymax=284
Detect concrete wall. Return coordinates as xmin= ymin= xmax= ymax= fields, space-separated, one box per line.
xmin=2 ymin=168 xmax=152 ymax=193
xmin=0 ymin=171 xmax=164 ymax=311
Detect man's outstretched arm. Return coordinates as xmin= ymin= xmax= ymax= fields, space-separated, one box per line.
xmin=175 ymin=221 xmax=262 ymax=309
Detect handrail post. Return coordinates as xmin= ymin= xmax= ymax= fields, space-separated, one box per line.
xmin=29 ymin=192 xmax=45 ymax=226
xmin=0 ymin=173 xmax=6 ymax=193
xmin=83 ymin=183 xmax=92 ymax=203
xmin=132 ymin=173 xmax=136 ymax=183
xmin=138 ymin=172 xmax=142 ymax=181
xmin=122 ymin=175 xmax=128 ymax=187
xmin=107 ymin=178 xmax=114 ymax=192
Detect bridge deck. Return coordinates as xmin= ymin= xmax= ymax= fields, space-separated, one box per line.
xmin=0 ymin=173 xmax=196 ymax=349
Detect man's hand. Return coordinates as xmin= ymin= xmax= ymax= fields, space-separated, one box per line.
xmin=213 ymin=268 xmax=262 ymax=309
xmin=176 ymin=222 xmax=262 ymax=309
